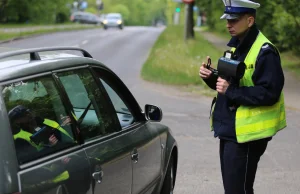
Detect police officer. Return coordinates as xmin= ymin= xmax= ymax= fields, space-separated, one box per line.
xmin=199 ymin=0 xmax=287 ymax=193
xmin=8 ymin=105 xmax=73 ymax=156
xmin=8 ymin=105 xmax=91 ymax=194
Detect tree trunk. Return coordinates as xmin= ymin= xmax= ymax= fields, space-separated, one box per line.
xmin=0 ymin=0 xmax=8 ymax=21
xmin=184 ymin=1 xmax=195 ymax=40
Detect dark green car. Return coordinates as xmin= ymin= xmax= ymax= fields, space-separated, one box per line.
xmin=0 ymin=47 xmax=178 ymax=194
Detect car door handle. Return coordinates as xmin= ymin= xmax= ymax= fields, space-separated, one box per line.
xmin=92 ymin=170 xmax=104 ymax=184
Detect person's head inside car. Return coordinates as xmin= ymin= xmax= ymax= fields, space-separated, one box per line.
xmin=8 ymin=105 xmax=58 ymax=147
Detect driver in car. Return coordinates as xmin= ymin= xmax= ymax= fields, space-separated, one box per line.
xmin=8 ymin=105 xmax=74 ymax=156
xmin=8 ymin=105 xmax=92 ymax=193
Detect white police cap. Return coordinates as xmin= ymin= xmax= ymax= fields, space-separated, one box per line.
xmin=220 ymin=0 xmax=260 ymax=20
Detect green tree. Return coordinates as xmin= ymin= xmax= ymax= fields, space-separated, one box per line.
xmin=110 ymin=4 xmax=130 ymax=22
xmin=0 ymin=0 xmax=72 ymax=23
xmin=96 ymin=0 xmax=167 ymax=26
xmin=1 ymin=0 xmax=169 ymax=26
xmin=195 ymin=0 xmax=300 ymax=54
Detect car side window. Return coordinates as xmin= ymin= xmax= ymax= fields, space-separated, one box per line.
xmin=56 ymin=69 xmax=120 ymax=141
xmin=2 ymin=76 xmax=76 ymax=165
xmin=93 ymin=69 xmax=136 ymax=128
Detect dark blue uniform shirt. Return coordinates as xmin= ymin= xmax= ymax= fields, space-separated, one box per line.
xmin=204 ymin=24 xmax=285 ymax=142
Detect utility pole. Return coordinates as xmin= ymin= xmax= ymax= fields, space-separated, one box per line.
xmin=73 ymin=1 xmax=79 ymax=12
xmin=174 ymin=3 xmax=181 ymax=25
xmin=96 ymin=0 xmax=104 ymax=16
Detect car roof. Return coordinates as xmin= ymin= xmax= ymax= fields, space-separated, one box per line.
xmin=0 ymin=47 xmax=107 ymax=83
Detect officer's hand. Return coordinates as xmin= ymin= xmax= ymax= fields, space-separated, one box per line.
xmin=199 ymin=56 xmax=212 ymax=79
xmin=216 ymin=77 xmax=230 ymax=94
xmin=60 ymin=114 xmax=71 ymax=126
xmin=49 ymin=134 xmax=58 ymax=146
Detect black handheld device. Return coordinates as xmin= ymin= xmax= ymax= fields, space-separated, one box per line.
xmin=205 ymin=57 xmax=246 ymax=80
xmin=30 ymin=126 xmax=55 ymax=145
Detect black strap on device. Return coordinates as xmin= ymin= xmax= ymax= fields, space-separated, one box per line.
xmin=205 ymin=57 xmax=218 ymax=76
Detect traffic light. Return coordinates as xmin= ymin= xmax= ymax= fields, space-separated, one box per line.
xmin=175 ymin=7 xmax=181 ymax=12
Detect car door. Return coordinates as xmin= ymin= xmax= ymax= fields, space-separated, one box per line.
xmin=92 ymin=67 xmax=163 ymax=194
xmin=2 ymin=74 xmax=92 ymax=194
xmin=55 ymin=67 xmax=133 ymax=194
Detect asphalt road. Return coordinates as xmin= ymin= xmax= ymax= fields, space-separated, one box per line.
xmin=1 ymin=27 xmax=300 ymax=194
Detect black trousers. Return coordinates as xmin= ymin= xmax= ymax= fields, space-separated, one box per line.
xmin=220 ymin=138 xmax=269 ymax=194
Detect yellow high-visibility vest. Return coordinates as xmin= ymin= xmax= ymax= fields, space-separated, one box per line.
xmin=231 ymin=32 xmax=287 ymax=143
xmin=14 ymin=118 xmax=74 ymax=146
xmin=43 ymin=119 xmax=74 ymax=141
xmin=52 ymin=170 xmax=70 ymax=183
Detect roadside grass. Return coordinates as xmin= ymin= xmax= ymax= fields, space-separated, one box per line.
xmin=0 ymin=24 xmax=42 ymax=28
xmin=141 ymin=25 xmax=222 ymax=96
xmin=280 ymin=51 xmax=300 ymax=78
xmin=0 ymin=23 xmax=66 ymax=28
xmin=0 ymin=24 xmax=100 ymax=41
xmin=0 ymin=22 xmax=85 ymax=28
xmin=201 ymin=26 xmax=231 ymax=40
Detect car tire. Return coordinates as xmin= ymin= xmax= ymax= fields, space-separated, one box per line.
xmin=161 ymin=156 xmax=175 ymax=194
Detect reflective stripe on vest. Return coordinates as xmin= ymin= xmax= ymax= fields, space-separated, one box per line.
xmin=71 ymin=111 xmax=78 ymax=121
xmin=43 ymin=119 xmax=74 ymax=141
xmin=232 ymin=32 xmax=287 ymax=143
xmin=52 ymin=170 xmax=70 ymax=183
xmin=41 ymin=165 xmax=70 ymax=183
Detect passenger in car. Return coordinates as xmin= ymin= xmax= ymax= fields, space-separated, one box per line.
xmin=7 ymin=105 xmax=84 ymax=191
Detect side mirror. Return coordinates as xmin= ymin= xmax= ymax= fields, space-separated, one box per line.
xmin=145 ymin=104 xmax=162 ymax=122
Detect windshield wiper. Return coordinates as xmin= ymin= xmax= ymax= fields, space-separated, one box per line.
xmin=77 ymin=101 xmax=92 ymax=125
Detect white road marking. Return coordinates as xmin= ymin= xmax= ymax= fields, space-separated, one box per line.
xmin=82 ymin=40 xmax=89 ymax=45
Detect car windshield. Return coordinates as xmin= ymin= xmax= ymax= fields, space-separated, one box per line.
xmin=106 ymin=15 xmax=120 ymax=20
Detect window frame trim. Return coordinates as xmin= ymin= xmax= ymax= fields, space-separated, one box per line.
xmin=18 ymin=144 xmax=83 ymax=170
xmin=52 ymin=72 xmax=84 ymax=144
xmin=72 ymin=65 xmax=150 ymax=148
xmin=90 ymin=66 xmax=146 ymax=123
xmin=53 ymin=65 xmax=124 ymax=145
xmin=88 ymin=66 xmax=124 ymax=127
xmin=0 ymin=72 xmax=52 ymax=86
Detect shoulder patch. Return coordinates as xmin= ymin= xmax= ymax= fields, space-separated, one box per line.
xmin=258 ymin=43 xmax=279 ymax=59
xmin=262 ymin=44 xmax=269 ymax=49
xmin=261 ymin=43 xmax=276 ymax=53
